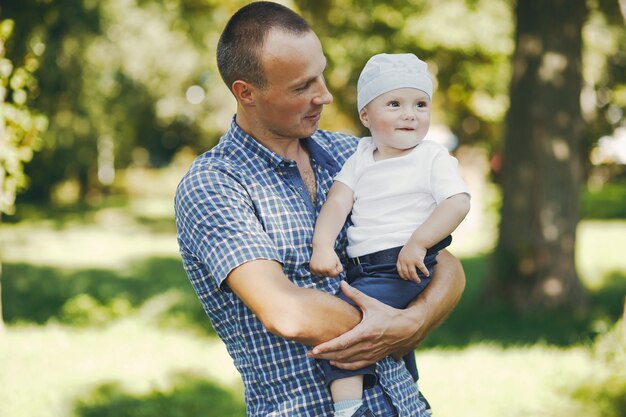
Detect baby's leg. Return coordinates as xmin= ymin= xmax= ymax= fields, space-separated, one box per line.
xmin=330 ymin=375 xmax=364 ymax=401
xmin=331 ymin=375 xmax=366 ymax=417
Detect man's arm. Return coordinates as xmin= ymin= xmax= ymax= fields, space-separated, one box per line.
xmin=308 ymin=250 xmax=465 ymax=370
xmin=226 ymin=258 xmax=362 ymax=346
xmin=178 ymin=168 xmax=360 ymax=346
xmin=401 ymin=249 xmax=466 ymax=348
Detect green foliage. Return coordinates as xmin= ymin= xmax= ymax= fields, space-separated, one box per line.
xmin=74 ymin=373 xmax=246 ymax=417
xmin=556 ymin=320 xmax=626 ymax=417
xmin=0 ymin=18 xmax=47 ymax=214
xmin=60 ymin=294 xmax=133 ymax=327
xmin=1 ymin=0 xmax=624 ymax=204
xmin=298 ymin=0 xmax=514 ymax=147
xmin=2 ymin=258 xmax=212 ymax=335
xmin=2 ymin=0 xmax=233 ymax=202
xmin=583 ymin=2 xmax=626 ymax=152
xmin=582 ymin=178 xmax=626 ymax=219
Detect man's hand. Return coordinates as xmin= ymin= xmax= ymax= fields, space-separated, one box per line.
xmin=397 ymin=241 xmax=428 ymax=282
xmin=308 ymin=250 xmax=465 ymax=368
xmin=306 ymin=281 xmax=427 ymax=369
xmin=310 ymin=246 xmax=344 ymax=277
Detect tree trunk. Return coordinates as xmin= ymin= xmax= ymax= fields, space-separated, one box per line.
xmin=490 ymin=0 xmax=589 ymax=311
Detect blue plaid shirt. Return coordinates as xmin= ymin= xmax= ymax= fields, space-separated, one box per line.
xmin=175 ymin=119 xmax=428 ymax=417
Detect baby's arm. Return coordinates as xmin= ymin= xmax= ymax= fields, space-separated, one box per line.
xmin=310 ymin=181 xmax=354 ymax=277
xmin=397 ymin=193 xmax=470 ymax=282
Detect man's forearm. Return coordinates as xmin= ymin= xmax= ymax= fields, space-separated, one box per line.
xmin=404 ymin=249 xmax=465 ymax=345
xmin=307 ymin=250 xmax=466 ymax=367
xmin=226 ymin=259 xmax=361 ymax=346
xmin=284 ymin=249 xmax=464 ymax=350
xmin=286 ymin=286 xmax=362 ymax=345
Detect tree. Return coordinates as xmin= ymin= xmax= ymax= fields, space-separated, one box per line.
xmin=489 ymin=0 xmax=589 ymax=310
xmin=2 ymin=0 xmax=516 ymax=203
xmin=297 ymin=0 xmax=513 ymax=150
xmin=0 ymin=19 xmax=47 ymax=328
xmin=1 ymin=0 xmax=233 ymax=203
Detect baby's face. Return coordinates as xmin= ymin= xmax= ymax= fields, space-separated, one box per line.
xmin=359 ymin=88 xmax=431 ymax=156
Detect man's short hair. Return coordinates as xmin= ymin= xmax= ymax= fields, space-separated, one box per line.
xmin=217 ymin=1 xmax=312 ymax=90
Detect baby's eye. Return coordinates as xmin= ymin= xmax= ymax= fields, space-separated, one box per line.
xmin=387 ymin=100 xmax=400 ymax=107
xmin=416 ymin=101 xmax=428 ymax=108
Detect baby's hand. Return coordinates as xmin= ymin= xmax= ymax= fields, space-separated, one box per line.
xmin=397 ymin=242 xmax=429 ymax=283
xmin=310 ymin=247 xmax=344 ymax=277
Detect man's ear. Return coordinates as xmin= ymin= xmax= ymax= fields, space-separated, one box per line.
xmin=359 ymin=108 xmax=370 ymax=128
xmin=232 ymin=80 xmax=255 ymax=104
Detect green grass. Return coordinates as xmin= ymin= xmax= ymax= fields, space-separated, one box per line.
xmin=75 ymin=376 xmax=246 ymax=417
xmin=417 ymin=343 xmax=595 ymax=417
xmin=1 ymin=193 xmax=625 ymax=417
xmin=0 ymin=321 xmax=244 ymax=417
xmin=581 ymin=178 xmax=626 ymax=220
xmin=2 ymin=258 xmax=210 ymax=334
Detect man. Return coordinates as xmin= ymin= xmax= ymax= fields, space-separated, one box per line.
xmin=174 ymin=2 xmax=465 ymax=416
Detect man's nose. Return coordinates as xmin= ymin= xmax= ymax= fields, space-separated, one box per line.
xmin=313 ymin=79 xmax=333 ymax=105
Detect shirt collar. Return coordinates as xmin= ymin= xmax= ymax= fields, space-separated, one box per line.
xmin=224 ymin=116 xmax=341 ymax=174
xmin=224 ymin=117 xmax=286 ymax=169
xmin=302 ymin=136 xmax=342 ymax=175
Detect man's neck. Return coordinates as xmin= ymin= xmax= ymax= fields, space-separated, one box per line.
xmin=261 ymin=136 xmax=307 ymax=161
xmin=235 ymin=111 xmax=317 ymax=205
xmin=235 ymin=112 xmax=307 ymax=161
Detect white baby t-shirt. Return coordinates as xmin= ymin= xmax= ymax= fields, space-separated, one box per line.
xmin=334 ymin=137 xmax=470 ymax=258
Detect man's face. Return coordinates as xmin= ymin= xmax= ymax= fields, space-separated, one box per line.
xmin=360 ymin=88 xmax=431 ymax=157
xmin=253 ymin=29 xmax=333 ymax=142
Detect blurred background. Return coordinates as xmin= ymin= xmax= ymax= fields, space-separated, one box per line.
xmin=1 ymin=0 xmax=625 ymax=416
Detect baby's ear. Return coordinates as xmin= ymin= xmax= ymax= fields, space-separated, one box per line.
xmin=359 ymin=108 xmax=370 ymax=128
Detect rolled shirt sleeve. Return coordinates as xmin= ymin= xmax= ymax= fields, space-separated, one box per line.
xmin=175 ymin=166 xmax=280 ymax=289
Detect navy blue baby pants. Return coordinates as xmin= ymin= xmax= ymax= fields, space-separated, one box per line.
xmin=319 ymin=235 xmax=452 ymax=389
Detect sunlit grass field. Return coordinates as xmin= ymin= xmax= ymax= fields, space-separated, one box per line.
xmin=1 ymin=176 xmax=625 ymax=417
